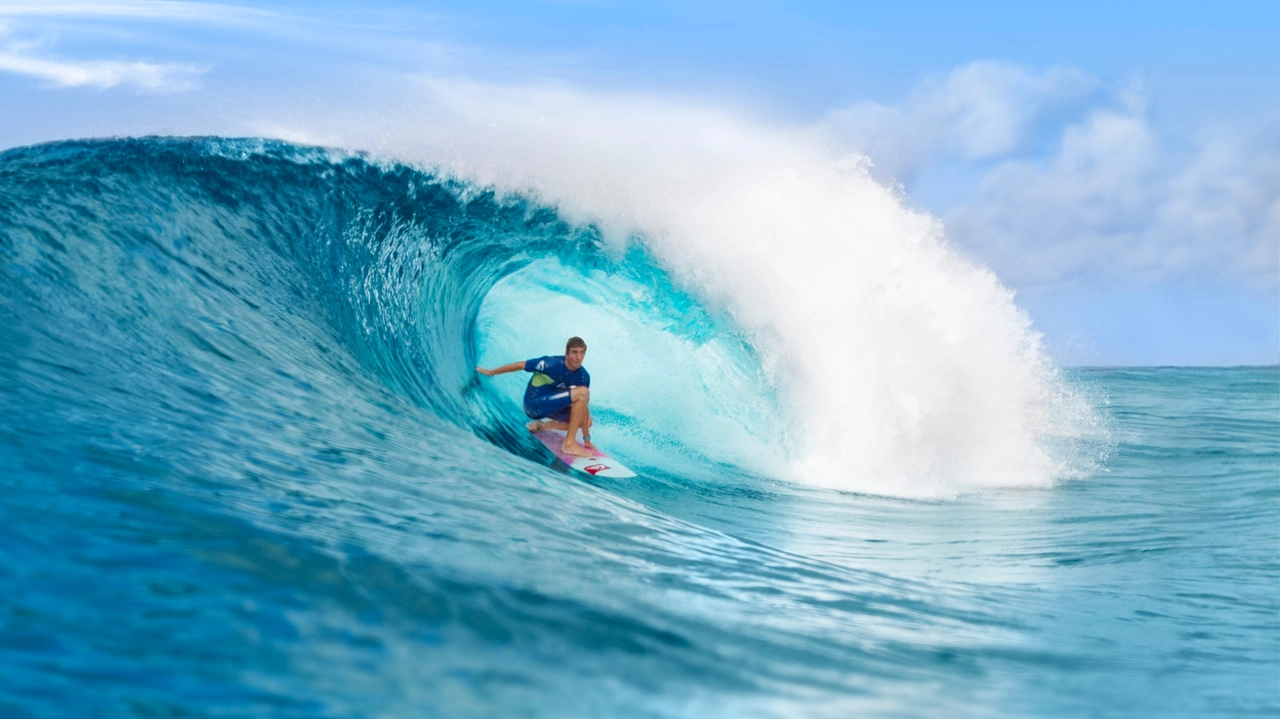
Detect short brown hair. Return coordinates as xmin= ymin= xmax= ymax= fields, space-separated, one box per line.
xmin=566 ymin=336 xmax=587 ymax=353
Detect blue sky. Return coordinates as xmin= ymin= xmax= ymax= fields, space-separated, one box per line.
xmin=1 ymin=0 xmax=1276 ymax=365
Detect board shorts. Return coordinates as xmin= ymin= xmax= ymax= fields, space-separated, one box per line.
xmin=524 ymin=389 xmax=573 ymax=422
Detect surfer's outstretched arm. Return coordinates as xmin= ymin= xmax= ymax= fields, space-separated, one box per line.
xmin=476 ymin=361 xmax=525 ymax=377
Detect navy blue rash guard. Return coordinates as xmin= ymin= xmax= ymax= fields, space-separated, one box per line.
xmin=523 ymin=355 xmax=590 ymax=421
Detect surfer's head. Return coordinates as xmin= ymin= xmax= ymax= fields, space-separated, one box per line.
xmin=565 ymin=337 xmax=587 ymax=370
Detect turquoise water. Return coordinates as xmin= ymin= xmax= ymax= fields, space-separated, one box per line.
xmin=1 ymin=138 xmax=1276 ymax=717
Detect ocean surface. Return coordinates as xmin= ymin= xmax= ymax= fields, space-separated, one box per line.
xmin=1 ymin=138 xmax=1276 ymax=718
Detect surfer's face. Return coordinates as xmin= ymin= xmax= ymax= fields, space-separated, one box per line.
xmin=565 ymin=346 xmax=586 ymax=370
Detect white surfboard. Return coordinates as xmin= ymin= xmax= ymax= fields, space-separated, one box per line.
xmin=532 ymin=429 xmax=637 ymax=478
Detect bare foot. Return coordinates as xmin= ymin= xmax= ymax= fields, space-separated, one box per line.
xmin=526 ymin=420 xmax=547 ymax=433
xmin=561 ymin=440 xmax=595 ymax=457
xmin=582 ymin=438 xmax=597 ymax=452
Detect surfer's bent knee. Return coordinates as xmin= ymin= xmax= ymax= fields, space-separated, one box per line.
xmin=571 ymin=386 xmax=589 ymax=402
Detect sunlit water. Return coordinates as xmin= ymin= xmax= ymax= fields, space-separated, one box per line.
xmin=1 ymin=139 xmax=1275 ymax=718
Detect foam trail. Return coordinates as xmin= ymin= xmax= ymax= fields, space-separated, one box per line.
xmin=256 ymin=79 xmax=1098 ymax=496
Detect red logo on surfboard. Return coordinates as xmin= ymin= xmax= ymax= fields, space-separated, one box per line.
xmin=582 ymin=464 xmax=610 ymax=475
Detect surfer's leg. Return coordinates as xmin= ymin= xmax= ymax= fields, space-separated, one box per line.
xmin=536 ymin=419 xmax=587 ymax=434
xmin=562 ymin=386 xmax=594 ymax=457
xmin=581 ymin=406 xmax=595 ymax=450
xmin=526 ymin=392 xmax=572 ymax=433
xmin=533 ymin=404 xmax=573 ymax=432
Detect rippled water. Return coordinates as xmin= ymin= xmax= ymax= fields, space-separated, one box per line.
xmin=0 ymin=139 xmax=1275 ymax=717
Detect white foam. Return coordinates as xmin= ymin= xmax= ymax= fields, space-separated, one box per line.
xmin=256 ymin=79 xmax=1100 ymax=497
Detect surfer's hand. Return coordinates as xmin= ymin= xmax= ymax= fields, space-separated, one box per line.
xmin=476 ymin=366 xmax=493 ymax=377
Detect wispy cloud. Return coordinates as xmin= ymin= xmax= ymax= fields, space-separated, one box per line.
xmin=0 ymin=45 xmax=205 ymax=90
xmin=0 ymin=1 xmax=275 ymax=25
xmin=0 ymin=6 xmax=217 ymax=91
xmin=0 ymin=1 xmax=448 ymax=92
xmin=0 ymin=24 xmax=205 ymax=90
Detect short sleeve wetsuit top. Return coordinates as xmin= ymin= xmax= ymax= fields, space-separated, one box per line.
xmin=523 ymin=355 xmax=590 ymax=422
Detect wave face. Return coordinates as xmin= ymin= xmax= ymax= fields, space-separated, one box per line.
xmin=3 ymin=138 xmax=1274 ymax=718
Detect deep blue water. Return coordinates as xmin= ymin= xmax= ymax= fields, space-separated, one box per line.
xmin=1 ymin=138 xmax=1276 ymax=718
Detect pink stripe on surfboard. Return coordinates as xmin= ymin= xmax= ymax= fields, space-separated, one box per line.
xmin=532 ymin=429 xmax=604 ymax=463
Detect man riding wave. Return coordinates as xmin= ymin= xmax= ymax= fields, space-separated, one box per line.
xmin=476 ymin=337 xmax=597 ymax=457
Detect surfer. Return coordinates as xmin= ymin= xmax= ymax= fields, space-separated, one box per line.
xmin=476 ymin=337 xmax=597 ymax=457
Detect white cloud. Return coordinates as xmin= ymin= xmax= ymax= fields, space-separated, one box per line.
xmin=818 ymin=62 xmax=1096 ymax=183
xmin=945 ymin=101 xmax=1280 ymax=292
xmin=822 ymin=62 xmax=1280 ymax=294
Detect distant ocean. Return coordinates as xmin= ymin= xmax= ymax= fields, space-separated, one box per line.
xmin=1 ymin=138 xmax=1276 ymax=718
